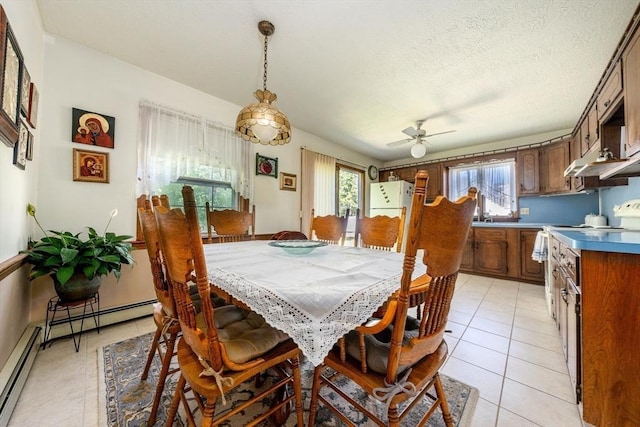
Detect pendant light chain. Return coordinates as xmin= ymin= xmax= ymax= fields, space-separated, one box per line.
xmin=263 ymin=34 xmax=269 ymax=91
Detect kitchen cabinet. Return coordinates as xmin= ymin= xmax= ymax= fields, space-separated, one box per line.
xmin=549 ymin=235 xmax=582 ymax=403
xmin=623 ymin=26 xmax=640 ymax=157
xmin=581 ymin=104 xmax=599 ymax=157
xmin=519 ymin=229 xmax=545 ymax=282
xmin=516 ymin=148 xmax=540 ymax=195
xmin=597 ymin=60 xmax=623 ymax=122
xmin=540 ymin=139 xmax=571 ymax=194
xmin=460 ymin=226 xmax=538 ymax=283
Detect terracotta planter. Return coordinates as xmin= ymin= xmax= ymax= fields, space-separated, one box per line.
xmin=53 ymin=273 xmax=102 ymax=302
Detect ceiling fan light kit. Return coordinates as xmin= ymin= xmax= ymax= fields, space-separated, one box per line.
xmin=235 ymin=20 xmax=291 ymax=145
xmin=410 ymin=142 xmax=427 ymax=158
xmin=387 ymin=119 xmax=456 ymax=158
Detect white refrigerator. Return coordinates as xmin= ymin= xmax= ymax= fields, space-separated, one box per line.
xmin=369 ymin=180 xmax=414 ymax=218
xmin=369 ymin=181 xmax=414 ymax=251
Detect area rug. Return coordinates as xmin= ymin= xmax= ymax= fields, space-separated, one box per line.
xmin=99 ymin=332 xmax=478 ymax=426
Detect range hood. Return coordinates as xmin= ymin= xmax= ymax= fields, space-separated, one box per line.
xmin=563 ymin=149 xmax=603 ymax=177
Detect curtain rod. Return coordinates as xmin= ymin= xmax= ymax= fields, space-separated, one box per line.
xmin=300 ymin=147 xmax=367 ymax=169
xmin=380 ymin=133 xmax=571 ymax=171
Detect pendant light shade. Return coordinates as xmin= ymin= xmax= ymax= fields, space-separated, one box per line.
xmin=410 ymin=142 xmax=427 ymax=158
xmin=235 ymin=21 xmax=291 ymax=145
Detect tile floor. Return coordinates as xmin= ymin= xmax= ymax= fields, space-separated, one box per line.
xmin=8 ymin=273 xmax=584 ymax=426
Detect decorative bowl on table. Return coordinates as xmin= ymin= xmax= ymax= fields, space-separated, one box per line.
xmin=268 ymin=240 xmax=328 ymax=255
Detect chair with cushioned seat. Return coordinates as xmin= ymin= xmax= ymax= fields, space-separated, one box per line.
xmin=308 ymin=171 xmax=477 ymax=427
xmin=205 ymin=203 xmax=256 ymax=243
xmin=157 ymin=186 xmax=304 ymax=426
xmin=308 ymin=209 xmax=350 ymax=245
xmin=354 ymin=206 xmax=406 ymax=252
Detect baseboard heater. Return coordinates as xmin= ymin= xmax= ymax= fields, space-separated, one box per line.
xmin=39 ymin=299 xmax=155 ymax=343
xmin=0 ymin=326 xmax=41 ymax=426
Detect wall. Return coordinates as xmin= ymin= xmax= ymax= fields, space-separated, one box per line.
xmin=0 ymin=0 xmax=43 ymax=373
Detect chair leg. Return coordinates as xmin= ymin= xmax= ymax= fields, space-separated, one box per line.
xmin=141 ymin=325 xmax=162 ymax=380
xmin=147 ymin=330 xmax=178 ymax=426
xmin=307 ymin=365 xmax=324 ymax=427
xmin=167 ymin=374 xmax=185 ymax=426
xmin=434 ymin=373 xmax=453 ymax=427
xmin=388 ymin=404 xmax=400 ymax=427
xmin=291 ymin=356 xmax=305 ymax=427
xmin=201 ymin=402 xmax=216 ymax=427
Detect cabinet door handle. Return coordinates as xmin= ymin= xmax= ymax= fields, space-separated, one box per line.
xmin=604 ymin=99 xmax=611 ymax=108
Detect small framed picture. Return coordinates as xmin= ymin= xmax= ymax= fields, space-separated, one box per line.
xmin=280 ymin=172 xmax=297 ymax=191
xmin=73 ymin=148 xmax=109 ymax=183
xmin=20 ymin=64 xmax=29 ymax=117
xmin=0 ymin=7 xmax=22 ymax=146
xmin=26 ymin=131 xmax=33 ymax=160
xmin=72 ymin=107 xmax=115 ymax=148
xmin=12 ymin=119 xmax=28 ymax=169
xmin=256 ymin=153 xmax=277 ymax=178
xmin=27 ymin=82 xmax=38 ymax=128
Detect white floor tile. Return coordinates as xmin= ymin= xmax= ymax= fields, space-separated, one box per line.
xmin=460 ymin=327 xmax=511 ymax=354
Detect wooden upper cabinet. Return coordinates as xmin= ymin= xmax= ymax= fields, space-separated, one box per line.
xmin=417 ymin=163 xmax=442 ymax=200
xmin=597 ymin=60 xmax=623 ymax=122
xmin=582 ymin=104 xmax=599 ymax=156
xmin=517 ymin=148 xmax=540 ymax=195
xmin=541 ymin=139 xmax=571 ymax=194
xmin=395 ymin=166 xmax=417 ymax=182
xmin=623 ymin=26 xmax=640 ymax=157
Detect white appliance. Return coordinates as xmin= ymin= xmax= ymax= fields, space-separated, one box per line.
xmin=369 ymin=181 xmax=414 ymax=250
xmin=613 ymin=199 xmax=640 ymax=229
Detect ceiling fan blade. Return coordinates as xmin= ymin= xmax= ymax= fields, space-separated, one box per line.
xmin=424 ymin=130 xmax=456 ymax=138
xmin=387 ymin=138 xmax=412 ymax=147
xmin=401 ymin=126 xmax=417 ymax=137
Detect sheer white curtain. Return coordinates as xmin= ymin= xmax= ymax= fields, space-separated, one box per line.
xmin=136 ymin=101 xmax=252 ymax=199
xmin=301 ymin=149 xmax=337 ymax=235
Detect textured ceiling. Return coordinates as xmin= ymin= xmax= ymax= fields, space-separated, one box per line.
xmin=36 ymin=0 xmax=640 ymax=161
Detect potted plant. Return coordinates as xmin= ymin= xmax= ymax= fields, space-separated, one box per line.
xmin=21 ymin=204 xmax=134 ymax=302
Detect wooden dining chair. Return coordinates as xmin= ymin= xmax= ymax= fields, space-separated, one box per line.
xmin=354 ymin=206 xmax=406 ymax=252
xmin=205 ymin=202 xmax=256 ymax=243
xmin=309 ymin=170 xmax=477 ymax=427
xmin=308 ymin=208 xmax=350 ymax=245
xmin=137 ymin=197 xmax=182 ymax=426
xmin=157 ymin=186 xmax=304 ymax=427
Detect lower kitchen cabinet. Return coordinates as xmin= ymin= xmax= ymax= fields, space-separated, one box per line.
xmin=520 ymin=229 xmax=546 ymax=282
xmin=460 ymin=226 xmax=543 ymax=284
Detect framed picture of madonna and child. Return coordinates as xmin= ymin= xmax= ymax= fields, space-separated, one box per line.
xmin=73 ymin=148 xmax=109 ymax=183
xmin=71 ymin=108 xmax=116 ymax=149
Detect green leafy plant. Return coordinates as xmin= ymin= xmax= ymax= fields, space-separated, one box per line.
xmin=21 ymin=204 xmax=134 ymax=285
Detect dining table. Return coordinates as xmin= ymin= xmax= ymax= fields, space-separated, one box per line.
xmin=203 ymin=240 xmax=423 ymax=366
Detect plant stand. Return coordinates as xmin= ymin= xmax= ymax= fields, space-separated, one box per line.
xmin=41 ymin=292 xmax=100 ymax=352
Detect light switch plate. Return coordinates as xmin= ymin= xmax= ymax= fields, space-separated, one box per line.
xmin=520 ymin=207 xmax=530 ymax=215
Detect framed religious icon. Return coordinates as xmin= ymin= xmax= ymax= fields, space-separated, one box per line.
xmin=26 ymin=130 xmax=33 ymax=160
xmin=280 ymin=172 xmax=297 ymax=191
xmin=0 ymin=6 xmax=22 ymax=146
xmin=27 ymin=82 xmax=38 ymax=128
xmin=71 ymin=108 xmax=116 ymax=148
xmin=73 ymin=148 xmax=110 ymax=183
xmin=13 ymin=120 xmax=28 ymax=170
xmin=256 ymin=153 xmax=277 ymax=178
xmin=19 ymin=63 xmax=29 ymax=117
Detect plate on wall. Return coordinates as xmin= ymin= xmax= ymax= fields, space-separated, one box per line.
xmin=269 ymin=240 xmax=327 ymax=255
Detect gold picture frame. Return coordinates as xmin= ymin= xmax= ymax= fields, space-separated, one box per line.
xmin=280 ymin=172 xmax=297 ymax=191
xmin=73 ymin=148 xmax=109 ymax=183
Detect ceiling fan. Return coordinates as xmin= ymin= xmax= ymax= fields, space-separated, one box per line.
xmin=387 ymin=120 xmax=456 ymax=158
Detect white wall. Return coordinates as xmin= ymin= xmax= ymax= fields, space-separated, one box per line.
xmin=0 ymin=0 xmax=44 ymax=372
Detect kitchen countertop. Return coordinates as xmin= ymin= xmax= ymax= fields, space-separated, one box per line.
xmin=471 ymin=221 xmax=548 ymax=228
xmin=549 ymin=228 xmax=640 ymax=255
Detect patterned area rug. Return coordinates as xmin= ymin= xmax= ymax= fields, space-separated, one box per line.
xmin=99 ymin=332 xmax=478 ymax=426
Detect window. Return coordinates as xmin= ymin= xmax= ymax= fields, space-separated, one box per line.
xmin=137 ymin=102 xmax=252 ymax=230
xmin=336 ymin=163 xmax=364 ymax=243
xmin=448 ymin=159 xmax=516 ymax=217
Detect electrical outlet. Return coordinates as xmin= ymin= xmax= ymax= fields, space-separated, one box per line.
xmin=520 ymin=207 xmax=530 ymax=215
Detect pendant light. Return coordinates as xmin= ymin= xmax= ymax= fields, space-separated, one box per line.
xmin=235 ymin=21 xmax=291 ymax=145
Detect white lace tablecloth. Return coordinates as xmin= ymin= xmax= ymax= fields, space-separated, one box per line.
xmin=204 ymin=240 xmax=412 ymax=366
